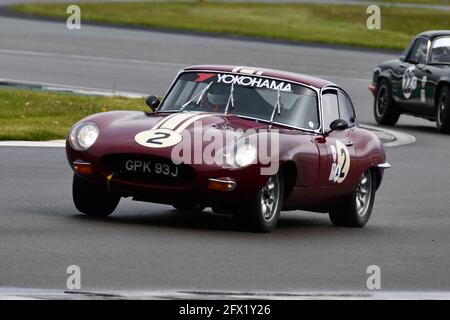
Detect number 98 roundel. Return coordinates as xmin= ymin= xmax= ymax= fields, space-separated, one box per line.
xmin=135 ymin=128 xmax=183 ymax=148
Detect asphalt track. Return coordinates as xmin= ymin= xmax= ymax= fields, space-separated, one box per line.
xmin=1 ymin=1 xmax=450 ymax=297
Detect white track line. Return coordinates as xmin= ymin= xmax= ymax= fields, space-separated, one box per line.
xmin=0 ymin=48 xmax=186 ymax=68
xmin=0 ymin=49 xmax=370 ymax=83
xmin=0 ymin=126 xmax=415 ymax=148
xmin=0 ymin=127 xmax=414 ymax=148
xmin=0 ymin=77 xmax=146 ymax=98
xmin=0 ymin=140 xmax=65 ymax=147
xmin=0 ymin=80 xmax=415 ymax=148
xmin=1 ymin=287 xmax=450 ymax=300
xmin=361 ymin=124 xmax=416 ymax=148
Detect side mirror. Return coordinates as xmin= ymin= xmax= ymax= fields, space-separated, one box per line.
xmin=408 ymin=57 xmax=419 ymax=64
xmin=145 ymin=95 xmax=160 ymax=112
xmin=327 ymin=119 xmax=348 ymax=135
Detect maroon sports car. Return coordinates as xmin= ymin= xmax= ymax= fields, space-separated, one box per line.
xmin=66 ymin=65 xmax=390 ymax=232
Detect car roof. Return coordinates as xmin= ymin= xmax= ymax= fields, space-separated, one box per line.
xmin=183 ymin=65 xmax=336 ymax=89
xmin=417 ymin=30 xmax=450 ymax=40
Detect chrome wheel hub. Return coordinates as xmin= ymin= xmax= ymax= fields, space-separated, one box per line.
xmin=355 ymin=171 xmax=372 ymax=217
xmin=260 ymin=176 xmax=280 ymax=222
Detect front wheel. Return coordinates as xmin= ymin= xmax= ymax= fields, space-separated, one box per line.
xmin=436 ymin=86 xmax=450 ymax=133
xmin=329 ymin=169 xmax=376 ymax=227
xmin=374 ymin=79 xmax=400 ymax=125
xmin=73 ymin=174 xmax=120 ymax=217
xmin=233 ymin=173 xmax=284 ymax=232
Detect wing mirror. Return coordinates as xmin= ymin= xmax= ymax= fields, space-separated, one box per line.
xmin=408 ymin=57 xmax=419 ymax=64
xmin=326 ymin=119 xmax=348 ymax=135
xmin=145 ymin=95 xmax=160 ymax=112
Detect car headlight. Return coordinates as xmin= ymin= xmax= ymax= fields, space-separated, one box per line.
xmin=216 ymin=141 xmax=257 ymax=168
xmin=69 ymin=122 xmax=99 ymax=151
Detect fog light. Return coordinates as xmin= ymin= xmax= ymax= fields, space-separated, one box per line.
xmin=73 ymin=160 xmax=94 ymax=175
xmin=208 ymin=178 xmax=237 ymax=192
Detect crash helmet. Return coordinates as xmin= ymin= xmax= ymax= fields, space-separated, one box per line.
xmin=206 ymin=84 xmax=229 ymax=106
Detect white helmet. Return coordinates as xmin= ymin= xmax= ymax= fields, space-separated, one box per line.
xmin=207 ymin=85 xmax=228 ymax=105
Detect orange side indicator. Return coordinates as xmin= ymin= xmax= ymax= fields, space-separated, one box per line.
xmin=368 ymin=83 xmax=377 ymax=95
xmin=208 ymin=178 xmax=237 ymax=192
xmin=73 ymin=160 xmax=94 ymax=175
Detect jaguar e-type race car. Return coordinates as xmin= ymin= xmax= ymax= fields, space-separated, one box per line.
xmin=370 ymin=30 xmax=450 ymax=133
xmin=66 ymin=65 xmax=390 ymax=232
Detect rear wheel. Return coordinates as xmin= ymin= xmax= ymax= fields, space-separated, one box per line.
xmin=436 ymin=86 xmax=450 ymax=133
xmin=374 ymin=79 xmax=400 ymax=125
xmin=233 ymin=173 xmax=284 ymax=233
xmin=73 ymin=174 xmax=120 ymax=217
xmin=329 ymin=169 xmax=376 ymax=227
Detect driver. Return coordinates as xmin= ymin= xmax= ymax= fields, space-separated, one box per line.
xmin=201 ymin=84 xmax=229 ymax=112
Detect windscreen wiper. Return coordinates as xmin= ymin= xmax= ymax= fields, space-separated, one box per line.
xmin=224 ymin=82 xmax=235 ymax=115
xmin=180 ymin=82 xmax=213 ymax=112
xmin=269 ymin=88 xmax=281 ymax=129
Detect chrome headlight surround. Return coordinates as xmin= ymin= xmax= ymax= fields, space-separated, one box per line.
xmin=69 ymin=122 xmax=99 ymax=151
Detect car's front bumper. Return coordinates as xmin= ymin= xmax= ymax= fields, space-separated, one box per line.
xmin=68 ymin=148 xmax=270 ymax=207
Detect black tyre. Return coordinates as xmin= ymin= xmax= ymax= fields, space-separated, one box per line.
xmin=436 ymin=86 xmax=450 ymax=133
xmin=73 ymin=174 xmax=120 ymax=217
xmin=329 ymin=169 xmax=376 ymax=228
xmin=233 ymin=173 xmax=284 ymax=233
xmin=374 ymin=79 xmax=401 ymax=125
xmin=173 ymin=204 xmax=205 ymax=213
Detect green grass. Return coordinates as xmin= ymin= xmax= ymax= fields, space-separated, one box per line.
xmin=11 ymin=1 xmax=450 ymax=50
xmin=0 ymin=88 xmax=146 ymax=141
xmin=380 ymin=0 xmax=450 ymax=5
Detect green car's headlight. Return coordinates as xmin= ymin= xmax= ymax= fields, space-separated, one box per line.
xmin=69 ymin=122 xmax=99 ymax=151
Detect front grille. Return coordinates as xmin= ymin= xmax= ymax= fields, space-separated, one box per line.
xmin=103 ymin=154 xmax=194 ymax=186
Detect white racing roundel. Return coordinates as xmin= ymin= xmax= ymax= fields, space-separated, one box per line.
xmin=402 ymin=65 xmax=417 ymax=99
xmin=135 ymin=128 xmax=182 ymax=148
xmin=328 ymin=140 xmax=350 ymax=184
xmin=135 ymin=112 xmax=217 ymax=148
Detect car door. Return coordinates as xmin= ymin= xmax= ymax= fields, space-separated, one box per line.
xmin=398 ymin=37 xmax=430 ymax=113
xmin=417 ymin=36 xmax=450 ymax=117
xmin=318 ymin=89 xmax=356 ymax=195
xmin=390 ymin=38 xmax=415 ymax=102
xmin=414 ymin=64 xmax=437 ymax=117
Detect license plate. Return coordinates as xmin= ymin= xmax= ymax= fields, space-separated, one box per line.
xmin=123 ymin=159 xmax=179 ymax=178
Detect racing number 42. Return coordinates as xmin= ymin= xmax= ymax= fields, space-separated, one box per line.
xmin=329 ymin=141 xmax=351 ymax=184
xmin=338 ymin=148 xmax=348 ymax=178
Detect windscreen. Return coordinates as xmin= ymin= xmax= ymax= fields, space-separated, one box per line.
xmin=431 ymin=37 xmax=450 ymax=64
xmin=159 ymin=72 xmax=320 ymax=130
